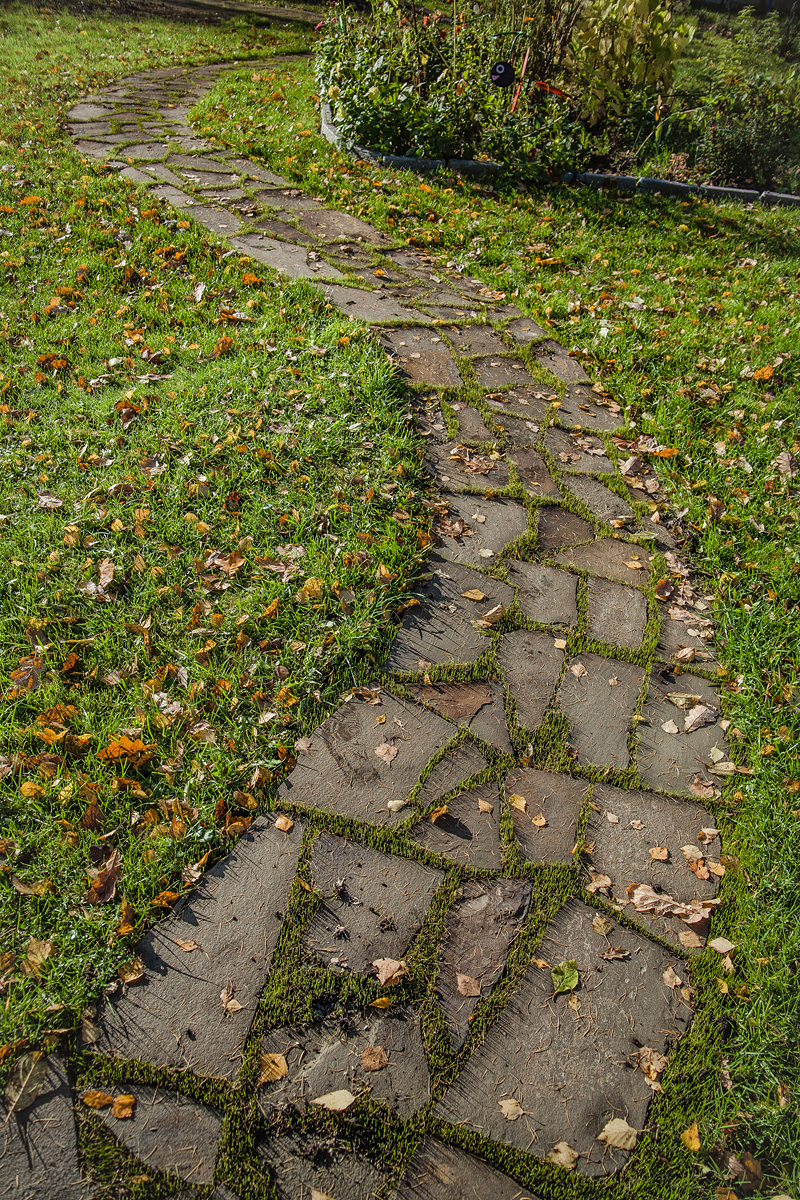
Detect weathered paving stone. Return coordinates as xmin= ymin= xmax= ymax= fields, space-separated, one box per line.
xmin=1 ymin=1056 xmax=86 ymax=1200
xmin=436 ymin=882 xmax=531 ymax=1050
xmin=254 ymin=215 xmax=319 ymax=244
xmin=384 ymin=554 xmax=514 ymax=673
xmin=228 ymin=235 xmax=342 ymax=279
xmin=473 ymin=357 xmax=538 ymax=389
xmin=506 ymin=560 xmax=578 ymax=626
xmin=89 ymin=818 xmax=303 ymax=1079
xmin=485 ymin=408 xmax=542 ymax=444
xmin=505 ymin=316 xmax=548 ymax=344
xmin=122 ymin=142 xmax=170 ymax=159
xmin=544 ymin=427 xmax=614 ymax=474
xmin=409 ymin=781 xmax=502 ymax=868
xmin=435 ymin=494 xmax=530 ymax=567
xmin=656 ymin=611 xmax=716 ymax=666
xmin=420 ymin=302 xmax=478 ymax=320
xmin=449 ymin=403 xmax=495 ymax=443
xmin=497 ymin=629 xmax=563 ymax=732
xmin=381 ymin=331 xmax=463 ymax=387
xmin=143 ymin=161 xmax=194 ymax=187
xmin=534 ymin=340 xmax=591 ymax=382
xmin=67 ymin=102 xmax=112 ymax=120
xmin=258 ymin=1132 xmax=385 ymax=1200
xmin=408 ymin=680 xmax=511 ymax=752
xmin=556 ymin=385 xmax=623 ymax=432
xmin=505 ymin=768 xmax=589 ymax=863
xmin=435 ymin=898 xmax=690 ymax=1176
xmin=487 ymin=384 xmax=556 ymax=416
xmin=225 ymin=157 xmax=289 ymax=185
xmin=555 ymin=539 xmax=652 ymax=586
xmin=561 ymin=474 xmax=634 ymax=525
xmin=306 ymin=833 xmax=444 ymax=973
xmin=258 ymin=1007 xmax=430 ymax=1117
xmin=392 ymin=1137 xmax=542 ymax=1200
xmin=312 ymin=284 xmax=431 ymax=325
xmin=505 ymin=446 xmax=561 ymax=496
xmin=95 ymin=1087 xmax=221 ymax=1186
xmin=279 ymin=689 xmax=456 ymax=825
xmin=450 ymin=326 xmax=507 ymax=356
xmin=119 ymin=166 xmax=152 ymax=184
xmin=174 ymin=203 xmax=243 ymax=237
xmin=638 ymin=668 xmax=729 ymax=796
xmin=69 ymin=121 xmax=115 ymax=137
xmin=585 ymin=782 xmax=722 ymax=951
xmin=299 ymin=208 xmax=388 ymax=242
xmin=415 ymin=742 xmax=489 ymax=809
xmin=537 ymin=505 xmax=594 ymax=551
xmin=425 ymin=444 xmax=510 ymax=494
xmin=588 ymin=577 xmax=648 ymax=649
xmin=558 ymin=653 xmax=646 ymax=768
xmin=75 ymin=140 xmax=116 ymax=158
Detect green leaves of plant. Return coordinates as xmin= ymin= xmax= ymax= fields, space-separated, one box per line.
xmin=551 ymin=959 xmax=579 ymax=995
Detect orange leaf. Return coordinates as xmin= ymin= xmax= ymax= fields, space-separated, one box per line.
xmin=112 ymin=1093 xmax=136 ymax=1118
xmin=80 ymin=801 xmax=104 ymax=832
xmin=753 ymin=364 xmax=774 ymax=381
xmin=96 ymin=736 xmax=157 ymax=768
xmin=82 ymin=1090 xmax=114 ymax=1109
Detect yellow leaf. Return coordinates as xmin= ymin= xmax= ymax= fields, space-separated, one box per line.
xmin=258 ymin=1052 xmax=288 ymax=1084
xmin=369 ymin=997 xmax=392 ymax=1009
xmin=680 ymin=1121 xmax=701 ymax=1152
xmin=430 ymin=803 xmax=449 ymax=824
xmin=112 ymin=1093 xmax=136 ymax=1118
xmin=274 ymin=814 xmax=294 ymax=832
xmin=461 ymin=588 xmax=487 ymax=601
xmin=508 ymin=793 xmax=526 ymax=812
xmin=82 ymin=1090 xmax=114 ymax=1109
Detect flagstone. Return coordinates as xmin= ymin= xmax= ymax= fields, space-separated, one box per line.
xmin=505 ymin=768 xmax=589 ymax=863
xmin=409 ymin=781 xmax=502 ymax=868
xmin=392 ymin=1138 xmax=542 ymax=1200
xmin=561 ymin=474 xmax=634 ymax=524
xmin=258 ymin=1132 xmax=385 ymax=1200
xmin=408 ymin=680 xmax=511 ymax=752
xmin=434 ymin=898 xmax=690 ymax=1176
xmin=638 ymin=669 xmax=728 ymax=796
xmin=449 ymin=326 xmax=507 ymax=356
xmin=534 ymin=340 xmax=591 ymax=382
xmin=311 ymin=283 xmax=432 ymax=325
xmin=306 ymin=833 xmax=444 ymax=973
xmin=424 ymin=444 xmax=510 ymax=493
xmin=556 ymin=384 xmax=623 ymax=431
xmin=558 ymin=653 xmax=645 ymax=768
xmin=473 ymin=357 xmax=538 ymax=389
xmin=537 ymin=505 xmax=594 ymax=551
xmin=506 ymin=559 xmax=578 ymax=626
xmin=435 ymin=493 xmax=531 ymax=567
xmin=506 ymin=445 xmax=561 ymax=495
xmin=544 ymin=426 xmax=615 ymax=474
xmin=505 ymin=316 xmax=548 ymax=344
xmin=2 ymin=1057 xmax=85 ymax=1200
xmin=555 ymin=538 xmax=652 ymax=585
xmin=95 ymin=1087 xmax=221 ymax=1185
xmin=497 ymin=629 xmax=563 ymax=732
xmin=436 ymin=881 xmax=531 ymax=1050
xmin=588 ymin=576 xmax=649 ymax=648
xmin=450 ymin=403 xmax=496 ymax=443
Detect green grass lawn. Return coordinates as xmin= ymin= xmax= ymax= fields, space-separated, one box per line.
xmin=192 ymin=56 xmax=800 ymax=1195
xmin=0 ymin=4 xmax=433 ymax=1058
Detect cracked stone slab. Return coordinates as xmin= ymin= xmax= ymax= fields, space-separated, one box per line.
xmin=545 ymin=427 xmax=614 ymax=474
xmin=435 ymin=898 xmax=690 ymax=1176
xmin=473 ymin=357 xmax=538 ymax=389
xmin=393 ymin=1138 xmax=541 ymax=1200
xmin=298 ymin=208 xmax=388 ymax=243
xmin=505 ymin=446 xmax=560 ymax=496
xmin=258 ymin=1006 xmax=430 ymax=1118
xmin=638 ymin=669 xmax=728 ymax=796
xmin=556 ymin=385 xmax=623 ymax=432
xmin=435 ymin=494 xmax=530 ymax=567
xmin=142 ymin=162 xmax=194 ymax=187
xmin=420 ymin=303 xmax=480 ymax=320
xmin=87 ymin=818 xmax=303 ymax=1079
xmin=505 ymin=768 xmax=589 ymax=864
xmin=558 ymin=653 xmax=645 ymax=769
xmin=555 ymin=539 xmax=652 ymax=586
xmin=588 ymin=577 xmax=648 ymax=649
xmin=95 ymin=1087 xmax=221 ymax=1185
xmin=506 ymin=560 xmax=578 ymax=626
xmin=172 ymin=203 xmax=243 ymax=237
xmin=561 ymin=475 xmax=634 ymax=525
xmin=306 ymin=832 xmax=443 ymax=973
xmin=1 ymin=1056 xmax=86 ymax=1200
xmin=436 ymin=882 xmax=531 ymax=1050
xmin=279 ymin=689 xmax=456 ymax=825
xmin=313 ymin=284 xmax=431 ymax=325
xmin=409 ymin=781 xmax=502 ymax=868
xmin=537 ymin=505 xmax=594 ymax=551
xmin=585 ymin=782 xmax=722 ymax=951
xmin=384 ymin=554 xmax=514 ymax=673
xmin=497 ymin=629 xmax=563 ymax=732
xmin=449 ymin=403 xmax=495 ymax=443
xmin=258 ymin=1132 xmax=385 ymax=1200
xmin=408 ymin=680 xmax=511 ymax=752
xmin=534 ymin=340 xmax=591 ymax=383
xmin=425 ymin=443 xmax=510 ymax=493
xmin=228 ymin=235 xmax=342 ymax=279
xmin=381 ymin=334 xmax=463 ymax=387
xmin=415 ymin=743 xmax=489 ymax=809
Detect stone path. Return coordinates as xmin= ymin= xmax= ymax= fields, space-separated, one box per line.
xmin=4 ymin=58 xmax=733 ymax=1199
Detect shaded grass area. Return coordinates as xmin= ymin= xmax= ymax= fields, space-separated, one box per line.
xmin=190 ymin=56 xmax=800 ymax=1196
xmin=0 ymin=4 xmax=434 ymax=1055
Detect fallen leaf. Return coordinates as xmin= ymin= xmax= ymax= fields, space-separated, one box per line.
xmin=96 ymin=736 xmax=157 ymax=767
xmin=636 ymin=1046 xmax=668 ymax=1090
xmin=117 ymin=957 xmax=144 ymax=984
xmin=37 ymin=491 xmax=63 ymax=509
xmin=368 ymin=997 xmax=392 ymax=1009
xmin=592 ymin=914 xmax=614 ymax=937
xmin=661 ymin=720 xmax=679 ymax=735
xmin=274 ymin=814 xmax=294 ymax=832
xmin=684 ymin=704 xmax=718 ymax=734
xmin=430 ymin=803 xmax=449 ymax=824
xmin=173 ymin=938 xmax=199 ymax=952
xmin=498 ymin=1097 xmax=524 ymax=1121
xmin=698 ymin=826 xmax=720 ymax=845
xmin=508 ymin=792 xmax=527 ymax=812
xmin=461 ymin=588 xmax=487 ymax=601
xmin=82 ymin=848 xmax=121 ymax=905
xmin=81 ymin=1089 xmax=115 ymax=1109
xmin=220 ymin=983 xmax=244 ymax=1014
xmin=551 ymin=960 xmax=579 ymax=995
xmin=570 ymin=661 xmax=587 ymax=679
xmin=597 ymin=1117 xmax=637 ymax=1150
xmin=311 ymin=1089 xmax=356 ymax=1112
xmin=709 ymin=937 xmax=736 ymax=954
xmin=649 ymin=846 xmax=669 ymax=861
xmin=372 ymin=958 xmax=408 ymax=986
xmin=546 ymin=1141 xmax=579 ymax=1170
xmin=478 ymin=798 xmax=494 ymax=814
xmin=374 ymin=742 xmax=398 ymax=766
xmin=112 ymin=1093 xmax=136 ymax=1118
xmin=680 ymin=1121 xmax=701 ymax=1152
xmin=606 ymin=811 xmax=619 ymax=824
xmin=662 ymin=966 xmax=682 ymax=989
xmin=666 ymin=691 xmax=703 ymax=710
xmin=531 ymin=812 xmax=547 ymax=827
xmin=20 ymin=937 xmax=54 ymax=978
xmin=361 ymin=1046 xmax=389 ymax=1072
xmin=5 ymin=1052 xmax=47 ymax=1116
xmin=456 ymin=973 xmax=481 ymax=997
xmin=586 ymin=871 xmax=612 ymax=894
xmin=258 ymin=1052 xmax=288 ymax=1083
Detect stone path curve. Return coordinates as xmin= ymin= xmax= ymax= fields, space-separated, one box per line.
xmin=7 ymin=58 xmax=734 ymax=1200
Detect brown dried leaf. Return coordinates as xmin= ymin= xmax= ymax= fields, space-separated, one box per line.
xmin=111 ymin=1093 xmax=136 ymax=1119
xmin=81 ymin=1089 xmax=115 ymax=1109
xmin=456 ymin=972 xmax=481 ymax=997
xmin=361 ymin=1046 xmax=389 ymax=1073
xmin=274 ymin=814 xmax=294 ymax=832
xmin=258 ymin=1052 xmax=288 ymax=1084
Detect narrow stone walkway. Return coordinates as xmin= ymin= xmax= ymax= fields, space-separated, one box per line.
xmin=6 ymin=59 xmax=733 ymax=1199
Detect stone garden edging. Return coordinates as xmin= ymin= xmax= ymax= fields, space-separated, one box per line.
xmin=321 ymin=102 xmax=800 ymax=206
